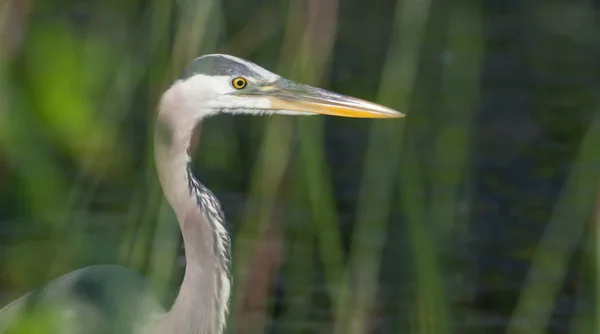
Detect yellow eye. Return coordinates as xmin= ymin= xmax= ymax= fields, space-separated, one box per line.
xmin=232 ymin=77 xmax=247 ymax=89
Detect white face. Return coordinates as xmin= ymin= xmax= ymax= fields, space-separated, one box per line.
xmin=188 ymin=74 xmax=273 ymax=113
xmin=174 ymin=73 xmax=315 ymax=119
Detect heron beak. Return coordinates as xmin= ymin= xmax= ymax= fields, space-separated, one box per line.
xmin=253 ymin=79 xmax=404 ymax=118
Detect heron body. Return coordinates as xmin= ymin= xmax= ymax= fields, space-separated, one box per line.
xmin=0 ymin=54 xmax=403 ymax=333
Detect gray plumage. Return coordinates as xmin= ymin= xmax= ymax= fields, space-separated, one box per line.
xmin=181 ymin=54 xmax=276 ymax=81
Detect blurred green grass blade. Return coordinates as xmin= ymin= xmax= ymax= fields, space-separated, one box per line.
xmin=345 ymin=121 xmax=404 ymax=334
xmin=297 ymin=117 xmax=345 ymax=306
xmin=279 ymin=167 xmax=315 ymax=334
xmin=147 ymin=199 xmax=181 ymax=304
xmin=391 ymin=2 xmax=444 ymax=334
xmin=120 ymin=0 xmax=177 ymax=273
xmin=403 ymin=1 xmax=482 ymax=333
xmin=507 ymin=109 xmax=600 ymax=334
xmin=118 ymin=175 xmax=152 ymax=266
xmin=426 ymin=0 xmax=483 ymax=325
xmin=568 ymin=208 xmax=597 ymax=334
xmin=230 ymin=116 xmax=294 ymax=331
xmin=332 ymin=0 xmax=432 ymax=333
xmin=171 ymin=0 xmax=224 ymax=74
xmin=400 ymin=142 xmax=450 ymax=334
xmin=125 ymin=178 xmax=160 ymax=273
xmin=150 ymin=0 xmax=175 ymax=54
xmin=227 ymin=2 xmax=302 ymax=330
xmin=230 ymin=1 xmax=341 ymax=330
xmin=431 ymin=0 xmax=482 ymax=236
xmin=290 ymin=0 xmax=345 ymax=316
xmin=595 ymin=186 xmax=600 ymax=334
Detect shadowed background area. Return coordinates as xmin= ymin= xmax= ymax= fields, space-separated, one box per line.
xmin=1 ymin=0 xmax=599 ymax=333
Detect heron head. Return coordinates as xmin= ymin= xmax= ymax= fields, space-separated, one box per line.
xmin=171 ymin=54 xmax=404 ymax=119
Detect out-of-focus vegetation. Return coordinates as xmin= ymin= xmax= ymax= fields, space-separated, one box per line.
xmin=1 ymin=0 xmax=599 ymax=333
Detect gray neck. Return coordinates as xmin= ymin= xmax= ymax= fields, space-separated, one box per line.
xmin=152 ymin=89 xmax=231 ymax=334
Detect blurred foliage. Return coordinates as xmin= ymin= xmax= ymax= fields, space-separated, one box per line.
xmin=1 ymin=0 xmax=600 ymax=333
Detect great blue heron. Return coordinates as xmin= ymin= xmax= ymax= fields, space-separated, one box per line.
xmin=0 ymin=54 xmax=403 ymax=333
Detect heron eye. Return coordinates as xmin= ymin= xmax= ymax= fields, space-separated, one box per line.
xmin=232 ymin=77 xmax=247 ymax=89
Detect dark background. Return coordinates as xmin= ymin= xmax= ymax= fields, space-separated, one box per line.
xmin=0 ymin=0 xmax=599 ymax=333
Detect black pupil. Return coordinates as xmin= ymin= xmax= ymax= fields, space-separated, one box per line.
xmin=236 ymin=79 xmax=244 ymax=87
